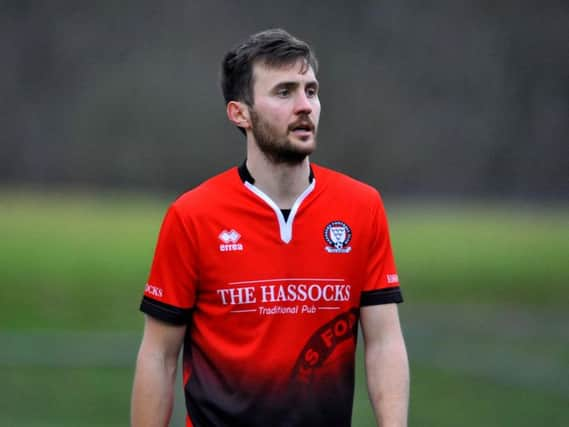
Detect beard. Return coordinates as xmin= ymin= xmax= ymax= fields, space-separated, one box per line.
xmin=250 ymin=109 xmax=317 ymax=166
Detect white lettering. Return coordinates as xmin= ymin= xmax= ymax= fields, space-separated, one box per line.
xmin=387 ymin=274 xmax=399 ymax=284
xmin=217 ymin=287 xmax=256 ymax=305
xmin=258 ymin=305 xmax=299 ymax=315
xmin=301 ymin=304 xmax=317 ymax=314
xmin=244 ymin=287 xmax=255 ymax=304
xmin=261 ymin=285 xmax=275 ymax=303
xmin=217 ymin=289 xmax=230 ymax=304
xmin=286 ymin=285 xmax=297 ymax=301
xmin=145 ymin=284 xmax=164 ymax=298
xmin=220 ymin=281 xmax=352 ymax=312
xmin=308 ymin=284 xmax=322 ymax=301
xmin=276 ymin=285 xmax=287 ymax=302
xmin=297 ymin=284 xmax=308 ymax=301
xmin=219 ymin=243 xmax=244 ymax=252
xmin=323 ymin=285 xmax=334 ymax=301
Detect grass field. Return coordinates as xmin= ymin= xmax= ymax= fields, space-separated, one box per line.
xmin=1 ymin=190 xmax=568 ymax=426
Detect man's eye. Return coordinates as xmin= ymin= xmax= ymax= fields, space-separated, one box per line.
xmin=277 ymin=89 xmax=289 ymax=97
xmin=306 ymin=88 xmax=318 ymax=97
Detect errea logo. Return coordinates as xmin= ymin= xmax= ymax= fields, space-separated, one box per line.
xmin=219 ymin=229 xmax=244 ymax=252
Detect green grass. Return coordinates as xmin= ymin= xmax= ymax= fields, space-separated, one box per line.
xmin=0 ymin=366 xmax=132 ymax=427
xmin=407 ymin=363 xmax=569 ymax=426
xmin=390 ymin=203 xmax=569 ymax=306
xmin=353 ymin=362 xmax=569 ymax=427
xmin=0 ymin=190 xmax=166 ymax=330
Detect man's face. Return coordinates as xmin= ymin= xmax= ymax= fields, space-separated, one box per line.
xmin=248 ymin=60 xmax=320 ymax=165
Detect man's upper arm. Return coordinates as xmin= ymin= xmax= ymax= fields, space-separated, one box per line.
xmin=360 ymin=303 xmax=403 ymax=346
xmin=139 ymin=314 xmax=186 ymax=359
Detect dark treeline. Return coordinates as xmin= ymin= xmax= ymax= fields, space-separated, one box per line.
xmin=1 ymin=0 xmax=568 ymax=199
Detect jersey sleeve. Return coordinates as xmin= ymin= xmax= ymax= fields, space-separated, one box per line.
xmin=360 ymin=191 xmax=403 ymax=306
xmin=140 ymin=203 xmax=198 ymax=325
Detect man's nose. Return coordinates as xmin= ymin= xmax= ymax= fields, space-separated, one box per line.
xmin=294 ymin=92 xmax=312 ymax=115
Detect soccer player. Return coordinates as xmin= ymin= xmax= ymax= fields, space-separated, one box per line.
xmin=131 ymin=28 xmax=409 ymax=427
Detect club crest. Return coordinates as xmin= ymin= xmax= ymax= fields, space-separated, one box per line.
xmin=324 ymin=221 xmax=352 ymax=253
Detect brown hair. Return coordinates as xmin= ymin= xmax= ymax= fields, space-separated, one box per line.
xmin=221 ymin=28 xmax=318 ymax=107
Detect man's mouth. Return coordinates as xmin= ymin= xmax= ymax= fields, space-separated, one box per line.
xmin=289 ymin=121 xmax=314 ymax=134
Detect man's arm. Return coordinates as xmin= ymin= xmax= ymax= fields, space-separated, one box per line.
xmin=131 ymin=315 xmax=186 ymax=427
xmin=360 ymin=303 xmax=409 ymax=427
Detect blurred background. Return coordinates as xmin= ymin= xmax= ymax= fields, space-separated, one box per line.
xmin=1 ymin=1 xmax=568 ymax=426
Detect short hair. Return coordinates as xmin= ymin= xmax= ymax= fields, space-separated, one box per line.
xmin=221 ymin=28 xmax=318 ymax=107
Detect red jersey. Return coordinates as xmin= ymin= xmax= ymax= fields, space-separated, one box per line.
xmin=140 ymin=163 xmax=402 ymax=427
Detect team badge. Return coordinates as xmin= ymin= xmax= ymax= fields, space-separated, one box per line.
xmin=324 ymin=221 xmax=352 ymax=253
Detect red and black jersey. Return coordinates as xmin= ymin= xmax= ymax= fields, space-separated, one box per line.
xmin=140 ymin=163 xmax=402 ymax=427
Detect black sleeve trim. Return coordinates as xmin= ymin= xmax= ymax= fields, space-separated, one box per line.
xmin=360 ymin=287 xmax=403 ymax=306
xmin=139 ymin=296 xmax=192 ymax=325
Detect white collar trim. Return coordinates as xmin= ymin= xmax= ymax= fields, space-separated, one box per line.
xmin=244 ymin=179 xmax=316 ymax=244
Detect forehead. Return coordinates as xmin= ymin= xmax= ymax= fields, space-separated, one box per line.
xmin=252 ymin=60 xmax=317 ymax=90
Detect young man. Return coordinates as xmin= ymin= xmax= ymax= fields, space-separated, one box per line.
xmin=131 ymin=29 xmax=409 ymax=427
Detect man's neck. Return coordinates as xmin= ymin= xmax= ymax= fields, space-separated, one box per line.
xmin=245 ymin=153 xmax=311 ymax=209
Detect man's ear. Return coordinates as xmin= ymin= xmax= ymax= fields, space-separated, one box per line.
xmin=226 ymin=101 xmax=251 ymax=131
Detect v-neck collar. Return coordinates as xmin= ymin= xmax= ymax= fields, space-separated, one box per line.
xmin=238 ymin=161 xmax=316 ymax=244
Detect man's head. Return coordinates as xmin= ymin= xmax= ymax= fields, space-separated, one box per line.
xmin=221 ymin=28 xmax=318 ymax=108
xmin=221 ymin=29 xmax=321 ymax=165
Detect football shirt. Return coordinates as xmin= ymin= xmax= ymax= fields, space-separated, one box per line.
xmin=141 ymin=163 xmax=402 ymax=426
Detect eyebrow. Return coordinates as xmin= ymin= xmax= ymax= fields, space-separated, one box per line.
xmin=272 ymin=80 xmax=319 ymax=91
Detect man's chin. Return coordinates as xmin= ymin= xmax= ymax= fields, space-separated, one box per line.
xmin=265 ymin=149 xmax=313 ymax=166
xmin=254 ymin=133 xmax=317 ymax=165
xmin=289 ymin=130 xmax=315 ymax=142
xmin=289 ymin=131 xmax=316 ymax=145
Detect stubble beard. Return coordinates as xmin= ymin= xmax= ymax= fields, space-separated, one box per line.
xmin=250 ymin=110 xmax=317 ymax=166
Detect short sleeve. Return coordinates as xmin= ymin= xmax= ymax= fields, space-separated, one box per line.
xmin=360 ymin=192 xmax=403 ymax=306
xmin=140 ymin=203 xmax=199 ymax=325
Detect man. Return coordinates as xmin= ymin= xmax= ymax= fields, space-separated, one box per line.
xmin=131 ymin=29 xmax=409 ymax=427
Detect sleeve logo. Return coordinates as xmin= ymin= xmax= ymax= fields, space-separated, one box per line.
xmin=323 ymin=221 xmax=352 ymax=253
xmin=144 ymin=283 xmax=164 ymax=298
xmin=386 ymin=274 xmax=399 ymax=284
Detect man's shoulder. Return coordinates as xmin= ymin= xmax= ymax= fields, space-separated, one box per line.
xmin=313 ymin=163 xmax=381 ymax=201
xmin=172 ymin=167 xmax=240 ymax=211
